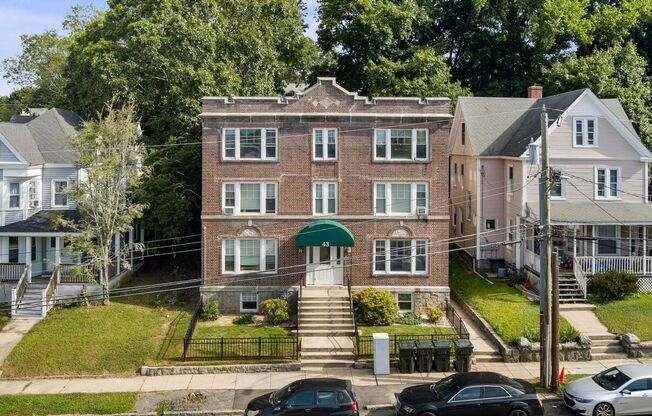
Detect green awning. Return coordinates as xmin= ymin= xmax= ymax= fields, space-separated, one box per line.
xmin=295 ymin=220 xmax=355 ymax=247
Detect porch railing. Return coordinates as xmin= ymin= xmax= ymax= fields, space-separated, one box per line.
xmin=42 ymin=265 xmax=60 ymax=317
xmin=10 ymin=265 xmax=31 ymax=317
xmin=575 ymin=256 xmax=648 ymax=275
xmin=0 ymin=263 xmax=27 ymax=281
xmin=573 ymin=260 xmax=588 ymax=298
xmin=59 ymin=263 xmax=99 ymax=284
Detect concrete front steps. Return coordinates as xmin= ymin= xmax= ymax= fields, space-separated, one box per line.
xmin=299 ymin=287 xmax=356 ymax=369
xmin=588 ymin=334 xmax=629 ymax=360
xmin=13 ymin=282 xmax=47 ymax=319
xmin=474 ymin=350 xmax=504 ymax=363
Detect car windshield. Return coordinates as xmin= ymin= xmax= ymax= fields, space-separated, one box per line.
xmin=431 ymin=376 xmax=458 ymax=399
xmin=271 ymin=385 xmax=293 ymax=404
xmin=593 ymin=368 xmax=632 ymax=391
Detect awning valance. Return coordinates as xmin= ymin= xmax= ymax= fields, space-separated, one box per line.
xmin=295 ymin=220 xmax=355 ymax=247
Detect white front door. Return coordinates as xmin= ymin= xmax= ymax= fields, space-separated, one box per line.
xmin=306 ymin=246 xmax=343 ymax=285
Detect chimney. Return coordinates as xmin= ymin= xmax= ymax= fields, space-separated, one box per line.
xmin=528 ymin=85 xmax=543 ymax=99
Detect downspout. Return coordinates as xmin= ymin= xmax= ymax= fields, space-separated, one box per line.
xmin=476 ymin=160 xmax=483 ymax=264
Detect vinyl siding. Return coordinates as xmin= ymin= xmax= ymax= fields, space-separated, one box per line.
xmin=42 ymin=167 xmax=78 ymax=210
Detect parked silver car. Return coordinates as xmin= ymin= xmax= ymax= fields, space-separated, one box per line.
xmin=564 ymin=364 xmax=652 ymax=416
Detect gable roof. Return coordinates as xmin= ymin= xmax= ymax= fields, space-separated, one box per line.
xmin=0 ymin=108 xmax=83 ymax=165
xmin=456 ymin=89 xmax=643 ymax=157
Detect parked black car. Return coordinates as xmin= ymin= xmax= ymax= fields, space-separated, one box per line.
xmin=245 ymin=378 xmax=358 ymax=416
xmin=396 ymin=372 xmax=543 ymax=416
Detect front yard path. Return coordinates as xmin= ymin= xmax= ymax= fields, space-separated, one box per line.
xmin=559 ymin=307 xmax=611 ymax=337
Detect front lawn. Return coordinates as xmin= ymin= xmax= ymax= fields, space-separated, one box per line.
xmin=2 ymin=266 xmax=192 ymax=377
xmin=193 ymin=323 xmax=291 ymax=338
xmin=0 ymin=392 xmax=137 ymax=415
xmin=594 ymin=294 xmax=652 ymax=341
xmin=0 ymin=311 xmax=10 ymax=331
xmin=359 ymin=325 xmax=457 ymax=336
xmin=450 ymin=260 xmax=578 ymax=345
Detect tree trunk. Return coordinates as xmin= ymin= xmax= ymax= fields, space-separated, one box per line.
xmin=102 ymin=256 xmax=110 ymax=306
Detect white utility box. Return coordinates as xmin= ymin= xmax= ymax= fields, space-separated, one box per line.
xmin=373 ymin=332 xmax=390 ymax=375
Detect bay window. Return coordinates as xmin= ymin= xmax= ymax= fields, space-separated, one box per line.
xmin=223 ymin=239 xmax=277 ymax=273
xmin=374 ymin=183 xmax=427 ymax=215
xmin=313 ymin=182 xmax=337 ymax=215
xmin=574 ymin=118 xmax=597 ymax=147
xmin=313 ymin=128 xmax=337 ymax=160
xmin=373 ymin=239 xmax=428 ymax=274
xmin=595 ymin=167 xmax=620 ymax=199
xmin=223 ymin=182 xmax=277 ymax=214
xmin=374 ymin=129 xmax=428 ymax=161
xmin=222 ymin=128 xmax=277 ymax=160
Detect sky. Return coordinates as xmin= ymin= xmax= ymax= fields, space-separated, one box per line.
xmin=0 ymin=0 xmax=320 ymax=97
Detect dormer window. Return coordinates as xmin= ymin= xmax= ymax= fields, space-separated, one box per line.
xmin=574 ymin=118 xmax=597 ymax=147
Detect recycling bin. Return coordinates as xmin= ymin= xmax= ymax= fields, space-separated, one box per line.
xmin=433 ymin=339 xmax=451 ymax=372
xmin=454 ymin=339 xmax=474 ymax=373
xmin=398 ymin=340 xmax=416 ymax=374
xmin=415 ymin=340 xmax=434 ymax=373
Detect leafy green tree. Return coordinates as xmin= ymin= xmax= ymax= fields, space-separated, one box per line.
xmin=543 ymin=42 xmax=652 ymax=148
xmin=64 ymin=0 xmax=315 ymax=239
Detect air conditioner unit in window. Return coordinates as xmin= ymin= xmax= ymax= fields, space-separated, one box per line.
xmin=416 ymin=207 xmax=427 ymax=216
xmin=30 ymin=200 xmax=39 ymax=208
xmin=223 ymin=207 xmax=234 ymax=215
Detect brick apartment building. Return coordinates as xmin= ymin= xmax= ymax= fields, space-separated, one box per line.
xmin=200 ymin=77 xmax=452 ymax=314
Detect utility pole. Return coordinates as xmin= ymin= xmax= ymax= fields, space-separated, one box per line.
xmin=539 ymin=105 xmax=553 ymax=388
xmin=551 ymin=251 xmax=560 ymax=391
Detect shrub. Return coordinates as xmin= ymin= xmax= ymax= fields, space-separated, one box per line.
xmin=201 ymin=300 xmax=220 ymax=321
xmin=588 ymin=271 xmax=638 ymax=303
xmin=560 ymin=325 xmax=580 ymax=344
xmin=259 ymin=299 xmax=290 ymax=325
xmin=233 ymin=314 xmax=254 ymax=325
xmin=397 ymin=312 xmax=422 ymax=325
xmin=521 ymin=326 xmax=539 ymax=342
xmin=426 ymin=306 xmax=444 ymax=323
xmin=352 ymin=288 xmax=399 ymax=326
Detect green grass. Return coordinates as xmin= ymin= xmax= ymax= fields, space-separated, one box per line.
xmin=0 ymin=311 xmax=10 ymax=331
xmin=594 ymin=294 xmax=652 ymax=341
xmin=450 ymin=260 xmax=578 ymax=345
xmin=193 ymin=323 xmax=291 ymax=338
xmin=359 ymin=325 xmax=457 ymax=336
xmin=2 ymin=268 xmax=192 ymax=377
xmin=0 ymin=392 xmax=137 ymax=415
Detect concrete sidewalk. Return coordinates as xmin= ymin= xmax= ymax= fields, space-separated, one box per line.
xmin=1 ymin=357 xmax=651 ymax=396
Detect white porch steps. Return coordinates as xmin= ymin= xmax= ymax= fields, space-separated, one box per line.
xmin=13 ymin=282 xmax=46 ymax=319
xmin=299 ymin=287 xmax=356 ymax=369
xmin=559 ymin=275 xmax=587 ymax=304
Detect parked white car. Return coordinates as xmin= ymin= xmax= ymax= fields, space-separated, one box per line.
xmin=564 ymin=364 xmax=652 ymax=416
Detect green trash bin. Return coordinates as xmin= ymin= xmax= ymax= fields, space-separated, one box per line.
xmin=415 ymin=340 xmax=434 ymax=373
xmin=398 ymin=340 xmax=416 ymax=374
xmin=454 ymin=339 xmax=474 ymax=373
xmin=432 ymin=339 xmax=451 ymax=372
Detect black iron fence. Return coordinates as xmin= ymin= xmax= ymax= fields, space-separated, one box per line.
xmin=183 ymin=299 xmax=299 ymax=361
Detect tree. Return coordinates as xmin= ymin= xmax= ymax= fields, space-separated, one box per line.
xmin=63 ymin=0 xmax=315 ymax=239
xmin=64 ymin=99 xmax=147 ymax=305
xmin=543 ymin=42 xmax=652 ymax=148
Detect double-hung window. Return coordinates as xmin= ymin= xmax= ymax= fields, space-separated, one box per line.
xmin=374 ymin=183 xmax=427 ymax=215
xmin=223 ymin=239 xmax=277 ymax=273
xmin=240 ymin=293 xmax=258 ymax=312
xmin=550 ymin=167 xmax=565 ymax=199
xmin=374 ymin=129 xmax=428 ymax=161
xmin=313 ymin=182 xmax=337 ymax=215
xmin=9 ymin=182 xmax=20 ymax=208
xmin=574 ymin=118 xmax=598 ymax=147
xmin=507 ymin=165 xmax=514 ymax=193
xmin=52 ymin=180 xmax=68 ymax=207
xmin=373 ymin=239 xmax=427 ymax=274
xmin=595 ymin=167 xmax=620 ymax=200
xmin=223 ymin=182 xmax=277 ymax=214
xmin=313 ymin=128 xmax=337 ymax=160
xmin=223 ymin=128 xmax=277 ymax=160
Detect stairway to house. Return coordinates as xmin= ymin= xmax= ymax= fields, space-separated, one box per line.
xmin=299 ymin=287 xmax=356 ymax=369
xmin=13 ymin=282 xmax=46 ymax=319
xmin=559 ymin=274 xmax=587 ymax=304
xmin=589 ymin=334 xmax=628 ymax=361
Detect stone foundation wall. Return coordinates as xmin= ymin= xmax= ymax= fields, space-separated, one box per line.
xmin=200 ymin=286 xmax=298 ymax=314
xmin=621 ymin=333 xmax=652 ymax=358
xmin=514 ymin=335 xmax=591 ymax=362
xmin=353 ymin=285 xmax=449 ymax=316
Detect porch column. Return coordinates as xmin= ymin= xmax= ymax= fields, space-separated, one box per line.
xmin=139 ymin=226 xmax=145 ymax=260
xmin=54 ymin=237 xmax=61 ymax=266
xmin=644 ymin=226 xmax=648 ymax=275
xmin=114 ymin=232 xmax=121 ymax=276
xmin=129 ymin=228 xmax=134 ymax=268
xmin=0 ymin=237 xmax=8 ymax=263
xmin=591 ymin=226 xmax=596 ymax=274
xmin=24 ymin=236 xmax=32 ymax=277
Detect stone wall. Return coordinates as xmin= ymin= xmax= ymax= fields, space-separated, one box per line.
xmin=514 ymin=335 xmax=591 ymax=362
xmin=621 ymin=333 xmax=652 ymax=358
xmin=201 ymin=285 xmax=298 ymax=314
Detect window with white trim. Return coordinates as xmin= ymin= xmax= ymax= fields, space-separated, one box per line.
xmin=396 ymin=293 xmax=413 ymax=313
xmin=28 ymin=180 xmax=39 ymax=207
xmin=574 ymin=118 xmax=597 ymax=147
xmin=223 ymin=128 xmax=277 ymax=160
xmin=550 ymin=167 xmax=565 ymax=199
xmin=596 ymin=226 xmax=619 ymax=255
xmin=373 ymin=239 xmax=427 ymax=274
xmin=508 ymin=219 xmax=514 ymax=241
xmin=374 ymin=129 xmax=428 ymax=161
xmin=9 ymin=182 xmax=20 ymax=208
xmin=595 ymin=167 xmax=620 ymax=200
xmin=313 ymin=128 xmax=337 ymax=160
xmin=223 ymin=239 xmax=277 ymax=273
xmin=374 ymin=183 xmax=427 ymax=215
xmin=223 ymin=182 xmax=277 ymax=214
xmin=507 ymin=165 xmax=514 ymax=193
xmin=313 ymin=182 xmax=337 ymax=215
xmin=240 ymin=292 xmax=258 ymax=312
xmin=52 ymin=180 xmax=68 ymax=207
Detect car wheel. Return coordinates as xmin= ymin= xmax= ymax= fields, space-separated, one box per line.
xmin=508 ymin=409 xmax=529 ymax=416
xmin=594 ymin=403 xmax=615 ymax=416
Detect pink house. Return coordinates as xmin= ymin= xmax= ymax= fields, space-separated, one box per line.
xmin=449 ymin=86 xmax=652 ymax=302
